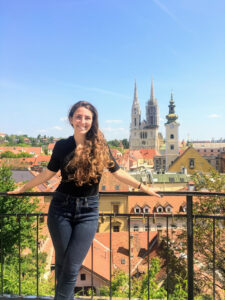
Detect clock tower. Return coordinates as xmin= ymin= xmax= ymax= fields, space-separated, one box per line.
xmin=165 ymin=92 xmax=179 ymax=170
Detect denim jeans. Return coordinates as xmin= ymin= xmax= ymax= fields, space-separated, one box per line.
xmin=47 ymin=191 xmax=99 ymax=300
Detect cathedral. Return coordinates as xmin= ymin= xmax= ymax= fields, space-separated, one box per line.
xmin=129 ymin=79 xmax=180 ymax=171
xmin=129 ymin=80 xmax=160 ymax=150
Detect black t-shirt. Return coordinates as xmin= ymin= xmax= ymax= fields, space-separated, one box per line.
xmin=47 ymin=136 xmax=120 ymax=196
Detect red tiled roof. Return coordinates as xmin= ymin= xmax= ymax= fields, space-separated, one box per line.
xmin=99 ymin=171 xmax=130 ymax=192
xmin=128 ymin=195 xmax=186 ymax=214
xmin=48 ymin=143 xmax=55 ymax=150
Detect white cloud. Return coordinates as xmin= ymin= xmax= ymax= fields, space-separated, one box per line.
xmin=60 ymin=117 xmax=68 ymax=122
xmin=37 ymin=129 xmax=47 ymax=133
xmin=105 ymin=120 xmax=123 ymax=124
xmin=52 ymin=126 xmax=63 ymax=130
xmin=102 ymin=127 xmax=127 ymax=133
xmin=208 ymin=114 xmax=221 ymax=118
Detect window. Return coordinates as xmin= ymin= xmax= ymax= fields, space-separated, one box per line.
xmin=145 ymin=225 xmax=150 ymax=231
xmin=211 ymin=149 xmax=213 ymax=152
xmin=189 ymin=158 xmax=195 ymax=169
xmin=143 ymin=206 xmax=149 ymax=213
xmin=156 ymin=206 xmax=163 ymax=213
xmin=113 ymin=226 xmax=119 ymax=232
xmin=170 ymin=145 xmax=174 ymax=150
xmin=134 ymin=206 xmax=141 ymax=213
xmin=165 ymin=206 xmax=172 ymax=213
xmin=169 ymin=177 xmax=175 ymax=183
xmin=180 ymin=178 xmax=184 ymax=182
xmin=121 ymin=258 xmax=126 ymax=264
xmin=133 ymin=225 xmax=139 ymax=232
xmin=115 ymin=185 xmax=120 ymax=190
xmin=134 ymin=118 xmax=136 ymax=126
xmin=170 ymin=134 xmax=174 ymax=139
xmin=80 ymin=274 xmax=86 ymax=281
xmin=101 ymin=185 xmax=106 ymax=191
xmin=204 ymin=149 xmax=206 ymax=152
xmin=113 ymin=205 xmax=119 ymax=214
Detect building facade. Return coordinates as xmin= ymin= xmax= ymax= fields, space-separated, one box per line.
xmin=129 ymin=80 xmax=160 ymax=150
xmin=165 ymin=93 xmax=180 ymax=170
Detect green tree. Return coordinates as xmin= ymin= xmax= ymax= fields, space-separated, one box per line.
xmin=122 ymin=139 xmax=129 ymax=149
xmin=191 ymin=171 xmax=225 ymax=297
xmin=0 ymin=166 xmax=54 ymax=295
xmin=176 ymin=170 xmax=225 ymax=298
xmin=100 ymin=258 xmax=166 ymax=299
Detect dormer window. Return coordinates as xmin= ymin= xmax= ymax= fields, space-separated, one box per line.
xmin=156 ymin=206 xmax=163 ymax=213
xmin=134 ymin=206 xmax=141 ymax=214
xmin=115 ymin=185 xmax=120 ymax=190
xmin=143 ymin=205 xmax=150 ymax=213
xmin=165 ymin=206 xmax=172 ymax=213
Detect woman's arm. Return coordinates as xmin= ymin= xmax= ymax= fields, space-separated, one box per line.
xmin=8 ymin=168 xmax=57 ymax=194
xmin=112 ymin=169 xmax=161 ymax=198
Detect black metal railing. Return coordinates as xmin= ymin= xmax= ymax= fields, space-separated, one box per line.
xmin=0 ymin=191 xmax=224 ymax=300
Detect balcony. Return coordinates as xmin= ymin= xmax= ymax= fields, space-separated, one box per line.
xmin=0 ymin=191 xmax=224 ymax=300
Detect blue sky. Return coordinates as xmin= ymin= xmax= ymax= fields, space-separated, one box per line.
xmin=1 ymin=0 xmax=225 ymax=141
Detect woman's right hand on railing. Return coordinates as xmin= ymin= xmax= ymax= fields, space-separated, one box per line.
xmin=7 ymin=185 xmax=26 ymax=194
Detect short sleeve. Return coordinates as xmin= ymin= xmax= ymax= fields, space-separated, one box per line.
xmin=108 ymin=147 xmax=120 ymax=173
xmin=47 ymin=142 xmax=61 ymax=172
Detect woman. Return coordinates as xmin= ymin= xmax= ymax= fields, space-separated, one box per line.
xmin=9 ymin=101 xmax=161 ymax=299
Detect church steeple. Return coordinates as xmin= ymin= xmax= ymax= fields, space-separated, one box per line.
xmin=166 ymin=92 xmax=178 ymax=124
xmin=146 ymin=78 xmax=159 ymax=128
xmin=133 ymin=79 xmax=138 ymax=103
xmin=131 ymin=80 xmax=141 ymax=129
xmin=150 ymin=78 xmax=155 ymax=103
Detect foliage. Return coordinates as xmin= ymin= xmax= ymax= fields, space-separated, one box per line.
xmin=0 ymin=151 xmax=34 ymax=158
xmin=192 ymin=171 xmax=225 ymax=295
xmin=100 ymin=258 xmax=167 ymax=299
xmin=158 ymin=239 xmax=188 ymax=297
xmin=0 ymin=166 xmax=54 ymax=295
xmin=175 ymin=170 xmax=225 ymax=297
xmin=107 ymin=138 xmax=129 ymax=150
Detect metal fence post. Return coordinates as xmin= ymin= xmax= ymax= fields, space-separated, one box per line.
xmin=187 ymin=195 xmax=194 ymax=300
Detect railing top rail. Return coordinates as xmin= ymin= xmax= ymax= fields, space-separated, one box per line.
xmin=0 ymin=191 xmax=225 ymax=196
xmin=0 ymin=212 xmax=224 ymax=219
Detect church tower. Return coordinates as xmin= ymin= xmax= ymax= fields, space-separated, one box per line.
xmin=129 ymin=79 xmax=160 ymax=150
xmin=129 ymin=81 xmax=141 ymax=149
xmin=146 ymin=79 xmax=160 ymax=128
xmin=165 ymin=92 xmax=179 ymax=170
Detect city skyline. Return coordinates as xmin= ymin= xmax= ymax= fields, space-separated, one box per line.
xmin=1 ymin=0 xmax=225 ymax=141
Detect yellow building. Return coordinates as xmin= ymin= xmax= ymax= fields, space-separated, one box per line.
xmin=168 ymin=147 xmax=215 ymax=174
xmin=98 ymin=193 xmax=129 ymax=233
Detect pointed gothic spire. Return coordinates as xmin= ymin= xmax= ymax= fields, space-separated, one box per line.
xmin=150 ymin=78 xmax=154 ymax=102
xmin=133 ymin=79 xmax=139 ymax=104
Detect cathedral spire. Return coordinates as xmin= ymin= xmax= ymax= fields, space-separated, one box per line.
xmin=133 ymin=79 xmax=138 ymax=103
xmin=150 ymin=78 xmax=154 ymax=102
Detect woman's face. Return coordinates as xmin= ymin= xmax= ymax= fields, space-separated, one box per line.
xmin=70 ymin=106 xmax=93 ymax=135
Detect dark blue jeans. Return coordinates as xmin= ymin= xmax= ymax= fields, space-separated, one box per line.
xmin=47 ymin=191 xmax=99 ymax=300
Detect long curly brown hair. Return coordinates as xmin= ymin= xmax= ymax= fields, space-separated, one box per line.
xmin=66 ymin=101 xmax=114 ymax=186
